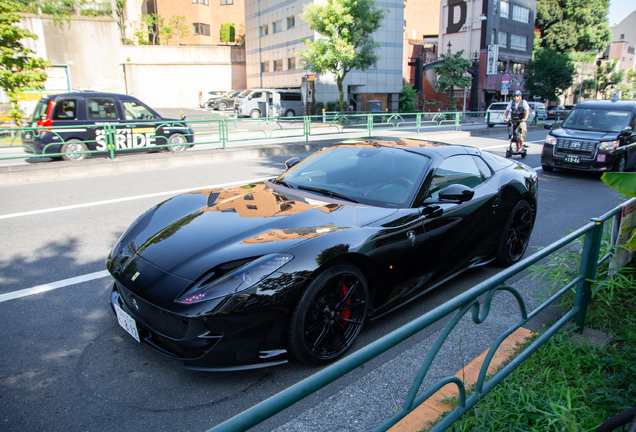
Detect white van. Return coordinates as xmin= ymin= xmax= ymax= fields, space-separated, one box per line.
xmin=234 ymin=89 xmax=304 ymax=118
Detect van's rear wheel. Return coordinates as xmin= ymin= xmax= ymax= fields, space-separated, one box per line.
xmin=60 ymin=139 xmax=88 ymax=161
xmin=285 ymin=109 xmax=295 ymax=117
xmin=249 ymin=110 xmax=261 ymax=118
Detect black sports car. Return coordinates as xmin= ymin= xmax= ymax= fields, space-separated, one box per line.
xmin=106 ymin=137 xmax=538 ymax=371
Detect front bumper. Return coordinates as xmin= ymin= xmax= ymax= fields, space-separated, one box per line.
xmin=109 ymin=282 xmax=288 ymax=371
xmin=541 ymin=143 xmax=620 ymax=172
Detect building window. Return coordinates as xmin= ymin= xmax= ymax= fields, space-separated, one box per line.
xmin=510 ymin=34 xmax=528 ymax=51
xmin=261 ymin=62 xmax=270 ymax=73
xmin=260 ymin=24 xmax=268 ymax=36
xmin=220 ymin=0 xmax=233 ymax=4
xmin=287 ymin=16 xmax=295 ymax=29
xmin=620 ymin=34 xmax=624 ymax=40
xmin=498 ymin=31 xmax=508 ymax=48
xmin=500 ymin=1 xmax=509 ymax=18
xmin=272 ymin=20 xmax=283 ymax=33
xmin=193 ymin=23 xmax=210 ymax=36
xmin=273 ymin=59 xmax=283 ymax=71
xmin=511 ymin=61 xmax=525 ymax=74
xmin=192 ymin=0 xmax=209 ymax=4
xmin=497 ymin=59 xmax=507 ymax=73
xmin=288 ymin=57 xmax=296 ymax=70
xmin=512 ymin=5 xmax=530 ymax=23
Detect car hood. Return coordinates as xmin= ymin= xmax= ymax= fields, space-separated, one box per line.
xmin=550 ymin=128 xmax=620 ymax=141
xmin=115 ymin=181 xmax=397 ymax=281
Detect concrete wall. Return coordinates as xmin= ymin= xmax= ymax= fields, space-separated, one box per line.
xmin=18 ymin=14 xmax=246 ymax=108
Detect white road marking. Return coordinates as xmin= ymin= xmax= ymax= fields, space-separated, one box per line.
xmin=0 ymin=177 xmax=270 ymax=220
xmin=0 ymin=270 xmax=110 ymax=303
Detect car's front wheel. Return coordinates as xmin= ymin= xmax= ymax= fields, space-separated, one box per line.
xmin=167 ymin=133 xmax=188 ymax=153
xmin=496 ymin=200 xmax=533 ymax=266
xmin=217 ymin=101 xmax=227 ymax=111
xmin=287 ymin=263 xmax=369 ymax=365
xmin=542 ymin=165 xmax=553 ymax=172
xmin=60 ymin=139 xmax=88 ymax=161
xmin=613 ymin=155 xmax=626 ymax=172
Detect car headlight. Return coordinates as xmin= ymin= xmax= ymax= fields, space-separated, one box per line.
xmin=545 ymin=135 xmax=557 ymax=145
xmin=175 ymin=253 xmax=294 ymax=304
xmin=598 ymin=140 xmax=619 ymax=150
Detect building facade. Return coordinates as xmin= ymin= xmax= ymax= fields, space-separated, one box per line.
xmin=243 ymin=0 xmax=404 ymax=112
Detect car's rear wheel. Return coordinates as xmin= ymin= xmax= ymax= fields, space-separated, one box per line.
xmin=287 ymin=263 xmax=368 ymax=365
xmin=217 ymin=101 xmax=227 ymax=111
xmin=249 ymin=109 xmax=261 ymax=118
xmin=613 ymin=155 xmax=626 ymax=172
xmin=167 ymin=133 xmax=187 ymax=153
xmin=496 ymin=200 xmax=533 ymax=266
xmin=60 ymin=139 xmax=88 ymax=161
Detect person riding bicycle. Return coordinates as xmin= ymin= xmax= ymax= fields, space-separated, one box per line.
xmin=504 ymin=90 xmax=530 ymax=152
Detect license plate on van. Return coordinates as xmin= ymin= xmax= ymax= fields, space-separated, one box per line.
xmin=564 ymin=155 xmax=580 ymax=164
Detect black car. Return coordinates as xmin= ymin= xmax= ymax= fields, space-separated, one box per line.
xmin=106 ymin=137 xmax=538 ymax=370
xmin=541 ymin=100 xmax=636 ymax=172
xmin=22 ymin=92 xmax=194 ymax=161
xmin=211 ymin=90 xmax=244 ymax=111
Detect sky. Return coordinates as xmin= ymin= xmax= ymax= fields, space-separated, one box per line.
xmin=608 ymin=0 xmax=636 ymax=26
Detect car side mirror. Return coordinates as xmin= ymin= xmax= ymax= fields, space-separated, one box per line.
xmin=544 ymin=123 xmax=553 ymax=130
xmin=423 ymin=184 xmax=475 ymax=205
xmin=285 ymin=157 xmax=301 ymax=169
xmin=620 ymin=126 xmax=633 ymax=136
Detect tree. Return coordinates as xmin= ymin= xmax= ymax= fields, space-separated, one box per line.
xmin=0 ymin=0 xmax=49 ymax=124
xmin=524 ymin=48 xmax=575 ymax=103
xmin=115 ymin=0 xmax=127 ymax=44
xmin=220 ymin=23 xmax=235 ymax=44
xmin=159 ymin=23 xmax=173 ymax=45
xmin=300 ymin=0 xmax=385 ymax=113
xmin=433 ymin=50 xmax=472 ymax=111
xmin=536 ymin=0 xmax=611 ymax=53
xmin=597 ymin=60 xmax=625 ymax=99
xmin=399 ymin=84 xmax=418 ymax=112
xmin=169 ymin=15 xmax=189 ymax=46
xmin=142 ymin=13 xmax=163 ymax=45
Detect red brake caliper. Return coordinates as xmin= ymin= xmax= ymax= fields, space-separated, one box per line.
xmin=341 ymin=282 xmax=351 ymax=328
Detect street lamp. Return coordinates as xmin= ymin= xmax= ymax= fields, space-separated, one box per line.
xmin=462 ymin=13 xmax=487 ymax=115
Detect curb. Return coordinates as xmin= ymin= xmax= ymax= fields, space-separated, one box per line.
xmin=388 ymin=327 xmax=534 ymax=431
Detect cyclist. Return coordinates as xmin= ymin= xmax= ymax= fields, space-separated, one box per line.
xmin=504 ymin=90 xmax=530 ymax=152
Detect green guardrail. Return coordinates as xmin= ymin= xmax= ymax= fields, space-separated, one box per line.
xmin=207 ymin=204 xmax=625 ymax=432
xmin=0 ymin=112 xmax=478 ymax=162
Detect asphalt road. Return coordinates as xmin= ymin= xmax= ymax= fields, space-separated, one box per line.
xmin=0 ymin=129 xmax=627 ymax=432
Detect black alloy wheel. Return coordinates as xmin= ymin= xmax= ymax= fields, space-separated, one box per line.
xmin=496 ymin=200 xmax=533 ymax=266
xmin=287 ymin=263 xmax=369 ymax=365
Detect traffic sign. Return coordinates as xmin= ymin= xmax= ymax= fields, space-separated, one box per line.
xmin=502 ymin=73 xmax=510 ymax=82
xmin=501 ymin=82 xmax=509 ymax=90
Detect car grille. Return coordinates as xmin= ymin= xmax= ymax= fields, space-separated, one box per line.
xmin=118 ymin=283 xmax=188 ymax=339
xmin=555 ymin=138 xmax=598 ymax=158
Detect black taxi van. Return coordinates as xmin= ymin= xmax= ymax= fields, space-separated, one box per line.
xmin=541 ymin=99 xmax=636 ymax=172
xmin=22 ymin=92 xmax=194 ymax=161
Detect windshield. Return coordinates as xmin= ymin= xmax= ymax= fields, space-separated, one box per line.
xmin=561 ymin=108 xmax=632 ymax=132
xmin=238 ymin=90 xmax=252 ymax=98
xmin=30 ymin=99 xmax=50 ymax=122
xmin=276 ymin=146 xmax=430 ymax=208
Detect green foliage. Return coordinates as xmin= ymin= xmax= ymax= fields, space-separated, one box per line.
xmin=524 ymin=48 xmax=575 ymax=102
xmin=314 ymin=101 xmax=325 ymax=115
xmin=159 ymin=24 xmax=173 ymax=45
xmin=300 ymin=0 xmax=385 ymax=112
xmin=169 ymin=15 xmax=190 ymax=46
xmin=133 ymin=21 xmax=150 ymax=45
xmin=536 ymin=0 xmax=611 ymax=53
xmin=0 ymin=0 xmax=50 ymax=124
xmin=597 ymin=60 xmax=625 ymax=99
xmin=433 ymin=50 xmax=472 ymax=111
xmin=398 ymin=84 xmax=419 ymax=113
xmin=220 ymin=23 xmax=235 ymax=44
xmin=142 ymin=13 xmax=163 ymax=45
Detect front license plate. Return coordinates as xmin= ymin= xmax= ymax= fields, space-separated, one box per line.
xmin=114 ymin=304 xmax=140 ymax=342
xmin=564 ymin=155 xmax=580 ymax=163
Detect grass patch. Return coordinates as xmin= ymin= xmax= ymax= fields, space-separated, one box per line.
xmin=439 ymin=231 xmax=636 ymax=431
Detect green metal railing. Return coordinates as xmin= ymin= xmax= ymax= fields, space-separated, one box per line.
xmin=208 ymin=205 xmax=624 ymax=432
xmin=0 ymin=112 xmax=473 ymax=161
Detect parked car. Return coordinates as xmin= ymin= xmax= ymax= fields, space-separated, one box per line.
xmin=547 ymin=104 xmax=575 ymax=120
xmin=527 ymin=102 xmax=547 ymax=123
xmin=486 ymin=102 xmax=535 ymax=127
xmin=107 ymin=136 xmax=538 ymax=370
xmin=199 ymin=90 xmax=226 ymax=108
xmin=211 ymin=90 xmax=244 ymax=111
xmin=22 ymin=92 xmax=194 ymax=161
xmin=234 ymin=89 xmax=304 ymax=118
xmin=541 ymin=99 xmax=636 ymax=172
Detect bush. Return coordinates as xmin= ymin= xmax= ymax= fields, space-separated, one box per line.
xmin=220 ymin=23 xmax=235 ymax=43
